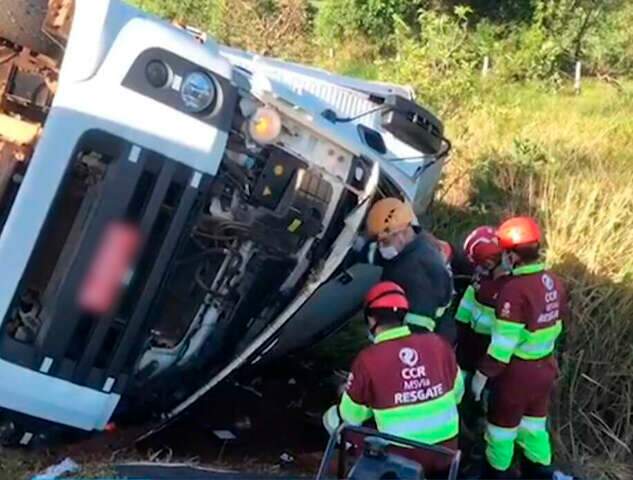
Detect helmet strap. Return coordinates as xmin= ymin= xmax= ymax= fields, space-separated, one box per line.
xmin=501 ymin=251 xmax=516 ymax=273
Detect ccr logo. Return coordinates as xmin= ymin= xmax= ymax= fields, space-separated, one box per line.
xmin=399 ymin=348 xmax=419 ymax=367
xmin=542 ymin=274 xmax=555 ymax=291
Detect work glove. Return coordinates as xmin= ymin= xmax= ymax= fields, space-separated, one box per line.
xmin=322 ymin=405 xmax=342 ymax=436
xmin=471 ymin=370 xmax=488 ymax=402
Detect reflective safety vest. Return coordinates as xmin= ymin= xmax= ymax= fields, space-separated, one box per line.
xmin=455 ymin=285 xmax=496 ymax=335
xmin=405 ymin=303 xmax=449 ymax=332
xmin=338 ymin=326 xmax=464 ymax=445
xmin=486 ymin=263 xmax=566 ymax=365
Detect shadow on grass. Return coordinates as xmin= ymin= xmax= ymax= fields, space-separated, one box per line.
xmin=550 ymin=253 xmax=633 ymax=474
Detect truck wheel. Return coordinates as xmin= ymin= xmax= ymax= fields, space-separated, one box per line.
xmin=0 ymin=0 xmax=58 ymax=56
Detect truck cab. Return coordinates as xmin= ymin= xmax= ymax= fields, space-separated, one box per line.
xmin=0 ymin=0 xmax=447 ymax=444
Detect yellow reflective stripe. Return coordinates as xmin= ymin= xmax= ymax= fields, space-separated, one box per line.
xmin=517 ymin=418 xmax=552 ymax=465
xmin=486 ymin=423 xmax=518 ymax=470
xmin=488 ymin=319 xmax=525 ymax=363
xmin=339 ymin=392 xmax=372 ymax=425
xmin=455 ymin=287 xmax=475 ymax=324
xmin=471 ymin=302 xmax=496 ymax=335
xmin=323 ymin=405 xmax=341 ymax=432
xmin=454 ymin=368 xmax=465 ymax=404
xmin=513 ymin=263 xmax=546 ymax=276
xmin=405 ymin=313 xmax=436 ymax=331
xmin=486 ymin=423 xmax=518 ymax=441
xmin=519 ymin=416 xmax=547 ymax=433
xmin=515 ymin=322 xmax=562 ymax=360
xmin=374 ymin=390 xmax=459 ymax=444
xmin=380 ymin=408 xmax=459 ymax=444
xmin=455 ymin=304 xmax=473 ymax=324
xmin=375 ymin=326 xmax=411 ymax=344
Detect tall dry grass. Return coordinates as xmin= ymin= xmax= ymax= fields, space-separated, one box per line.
xmin=432 ymin=80 xmax=633 ymax=478
xmin=543 ymin=175 xmax=633 ymax=472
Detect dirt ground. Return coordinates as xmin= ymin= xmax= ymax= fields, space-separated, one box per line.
xmin=0 ymin=352 xmax=342 ymax=479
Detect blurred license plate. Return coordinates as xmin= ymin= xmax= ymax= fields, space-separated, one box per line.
xmin=78 ymin=222 xmax=141 ymax=314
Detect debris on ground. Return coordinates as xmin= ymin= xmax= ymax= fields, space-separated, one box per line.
xmin=553 ymin=471 xmax=575 ymax=480
xmin=32 ymin=457 xmax=79 ymax=480
xmin=278 ymin=451 xmax=295 ymax=467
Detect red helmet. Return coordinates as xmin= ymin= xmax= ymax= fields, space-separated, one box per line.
xmin=497 ymin=216 xmax=542 ymax=250
xmin=364 ymin=281 xmax=409 ymax=313
xmin=463 ymin=226 xmax=502 ymax=265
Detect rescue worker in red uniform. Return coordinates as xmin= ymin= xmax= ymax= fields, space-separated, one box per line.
xmin=455 ymin=226 xmax=509 ymax=440
xmin=455 ymin=226 xmax=508 ymax=377
xmin=471 ymin=217 xmax=569 ymax=479
xmin=323 ymin=281 xmax=464 ymax=478
xmin=365 ymin=198 xmax=455 ymax=341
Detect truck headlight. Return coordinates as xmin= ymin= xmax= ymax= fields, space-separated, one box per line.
xmin=248 ymin=107 xmax=282 ymax=144
xmin=180 ymin=72 xmax=216 ymax=113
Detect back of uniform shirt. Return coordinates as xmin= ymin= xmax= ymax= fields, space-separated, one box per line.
xmin=476 ymin=274 xmax=510 ymax=307
xmin=497 ymin=271 xmax=569 ymax=333
xmin=480 ymin=268 xmax=569 ymax=377
xmin=351 ymin=334 xmax=459 ymax=411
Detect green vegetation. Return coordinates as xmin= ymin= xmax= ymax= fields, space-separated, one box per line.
xmin=432 ymin=81 xmax=633 ymax=477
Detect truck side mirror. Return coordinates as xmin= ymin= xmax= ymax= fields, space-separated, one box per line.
xmin=380 ymin=95 xmax=444 ymax=155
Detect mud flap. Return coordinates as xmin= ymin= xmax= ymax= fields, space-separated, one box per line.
xmin=258 ymin=263 xmax=382 ymax=363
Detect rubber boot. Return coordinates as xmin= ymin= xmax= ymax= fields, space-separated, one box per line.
xmin=480 ymin=460 xmax=519 ymax=479
xmin=521 ymin=458 xmax=556 ymax=479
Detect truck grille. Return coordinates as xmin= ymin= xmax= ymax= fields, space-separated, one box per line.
xmin=0 ymin=131 xmax=208 ymax=395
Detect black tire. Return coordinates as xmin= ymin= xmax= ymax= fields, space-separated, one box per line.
xmin=0 ymin=0 xmax=58 ymax=56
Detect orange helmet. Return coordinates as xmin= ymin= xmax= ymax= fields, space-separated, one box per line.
xmin=497 ymin=216 xmax=542 ymax=250
xmin=463 ymin=226 xmax=502 ymax=265
xmin=366 ymin=198 xmax=415 ymax=240
xmin=364 ymin=281 xmax=409 ymax=313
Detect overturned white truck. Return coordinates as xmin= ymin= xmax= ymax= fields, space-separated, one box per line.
xmin=0 ymin=0 xmax=448 ymax=445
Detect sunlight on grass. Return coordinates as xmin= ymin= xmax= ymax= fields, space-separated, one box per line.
xmin=428 ymin=79 xmax=633 ymax=476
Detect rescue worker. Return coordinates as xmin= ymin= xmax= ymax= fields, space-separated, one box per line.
xmin=365 ymin=198 xmax=454 ymax=341
xmin=471 ymin=217 xmax=569 ymax=479
xmin=324 ymin=281 xmax=464 ymax=477
xmin=455 ymin=226 xmax=508 ymax=377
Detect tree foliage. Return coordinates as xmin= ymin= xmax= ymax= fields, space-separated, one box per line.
xmin=315 ymin=0 xmax=424 ymax=43
xmin=132 ymin=0 xmax=632 ymax=79
xmin=212 ymin=0 xmax=315 ymax=59
xmin=130 ymin=0 xmax=219 ymax=30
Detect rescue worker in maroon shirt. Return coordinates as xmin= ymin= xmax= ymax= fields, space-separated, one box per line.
xmin=455 ymin=226 xmax=508 ymax=378
xmin=454 ymin=226 xmax=510 ymax=437
xmin=470 ymin=217 xmax=569 ymax=479
xmin=323 ymin=281 xmax=464 ymax=478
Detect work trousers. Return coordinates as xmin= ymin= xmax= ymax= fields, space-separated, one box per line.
xmin=485 ymin=356 xmax=558 ymax=471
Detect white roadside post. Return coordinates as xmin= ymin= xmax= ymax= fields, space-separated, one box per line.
xmin=482 ymin=55 xmax=490 ymax=77
xmin=574 ymin=61 xmax=582 ymax=95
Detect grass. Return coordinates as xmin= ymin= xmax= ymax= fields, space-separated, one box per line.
xmin=425 ymin=78 xmax=633 ymax=478
xmin=0 ymin=449 xmax=119 ymax=479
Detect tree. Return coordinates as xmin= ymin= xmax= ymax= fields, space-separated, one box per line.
xmin=213 ymin=0 xmax=314 ymax=59
xmin=315 ymin=0 xmax=424 ymax=44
